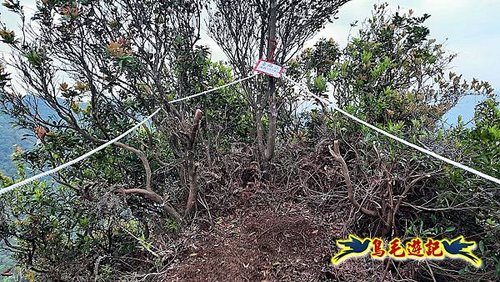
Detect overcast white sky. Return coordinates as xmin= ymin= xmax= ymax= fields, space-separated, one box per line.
xmin=202 ymin=0 xmax=500 ymax=91
xmin=2 ymin=0 xmax=499 ymax=90
xmin=308 ymin=0 xmax=500 ymax=90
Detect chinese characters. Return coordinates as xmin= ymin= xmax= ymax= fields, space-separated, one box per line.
xmin=332 ymin=235 xmax=481 ymax=267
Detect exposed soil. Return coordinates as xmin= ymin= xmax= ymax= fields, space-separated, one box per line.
xmin=164 ymin=196 xmax=386 ymax=281
xmin=159 ymin=147 xmax=415 ymax=282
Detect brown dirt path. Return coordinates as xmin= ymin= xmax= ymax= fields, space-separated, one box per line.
xmin=164 ymin=200 xmax=384 ymax=282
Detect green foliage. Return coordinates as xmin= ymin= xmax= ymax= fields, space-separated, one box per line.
xmin=289 ymin=3 xmax=499 ymax=281
xmin=24 ymin=48 xmax=46 ymax=68
xmin=0 ymin=0 xmax=212 ymax=279
xmin=0 ymin=0 xmax=498 ymax=281
xmin=313 ymin=75 xmax=327 ymax=92
xmin=289 ymin=3 xmax=493 ymax=129
xmin=196 ymin=60 xmax=254 ymax=145
xmin=0 ymin=161 xmax=165 ymax=280
xmin=447 ymin=97 xmax=500 ymax=275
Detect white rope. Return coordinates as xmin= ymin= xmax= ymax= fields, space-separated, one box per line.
xmin=168 ymin=73 xmax=257 ymax=103
xmin=282 ymin=74 xmax=500 ymax=186
xmin=0 ymin=73 xmax=258 ymax=195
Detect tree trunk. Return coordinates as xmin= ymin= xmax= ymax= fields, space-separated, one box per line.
xmin=263 ymin=0 xmax=278 ymax=163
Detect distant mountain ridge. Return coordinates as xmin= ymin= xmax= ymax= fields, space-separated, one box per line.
xmin=0 ymin=96 xmax=62 ymax=177
xmin=0 ymin=114 xmax=33 ymax=177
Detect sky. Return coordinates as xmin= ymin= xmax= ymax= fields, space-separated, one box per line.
xmin=1 ymin=0 xmax=500 ymax=90
xmin=204 ymin=0 xmax=500 ymax=91
xmin=312 ymin=0 xmax=500 ymax=90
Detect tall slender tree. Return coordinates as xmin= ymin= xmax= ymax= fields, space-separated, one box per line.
xmin=208 ymin=0 xmax=351 ymax=165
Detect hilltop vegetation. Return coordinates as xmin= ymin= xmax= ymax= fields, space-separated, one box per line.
xmin=0 ymin=1 xmax=498 ymax=281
